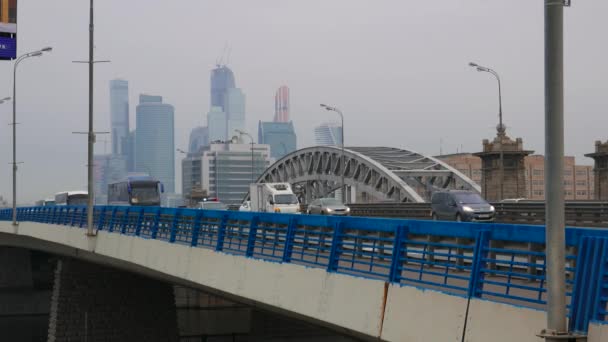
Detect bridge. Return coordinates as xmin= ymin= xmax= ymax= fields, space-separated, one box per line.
xmin=1 ymin=206 xmax=607 ymax=341
xmin=258 ymin=146 xmax=481 ymax=203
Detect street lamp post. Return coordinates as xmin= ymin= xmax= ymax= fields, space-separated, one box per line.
xmin=469 ymin=62 xmax=505 ymax=201
xmin=235 ymin=130 xmax=255 ymax=184
xmin=11 ymin=48 xmax=53 ymax=226
xmin=320 ymin=104 xmax=345 ymax=203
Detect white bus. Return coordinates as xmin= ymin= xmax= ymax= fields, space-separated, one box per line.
xmin=54 ymin=191 xmax=89 ymax=206
xmin=108 ymin=175 xmax=163 ymax=206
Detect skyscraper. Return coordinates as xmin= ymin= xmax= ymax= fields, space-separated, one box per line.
xmin=135 ymin=94 xmax=175 ymax=193
xmin=210 ymin=65 xmax=236 ymax=112
xmin=314 ymin=121 xmax=342 ymax=146
xmin=225 ymin=88 xmax=245 ymax=138
xmin=109 ymin=79 xmax=130 ymax=156
xmin=188 ymin=126 xmax=209 ymax=153
xmin=274 ymin=86 xmax=290 ymax=122
xmin=207 ymin=106 xmax=227 ymax=142
xmin=208 ymin=65 xmax=246 ymax=140
xmin=258 ymin=121 xmax=297 ymax=160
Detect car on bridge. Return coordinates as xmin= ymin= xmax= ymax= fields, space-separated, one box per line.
xmin=306 ymin=198 xmax=351 ymax=216
xmin=198 ymin=198 xmax=228 ymax=210
xmin=431 ymin=190 xmax=495 ymax=222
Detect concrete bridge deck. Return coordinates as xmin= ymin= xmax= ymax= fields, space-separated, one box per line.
xmin=1 ymin=206 xmax=607 ymax=341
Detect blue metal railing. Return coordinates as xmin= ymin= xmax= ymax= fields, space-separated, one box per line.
xmin=1 ymin=205 xmax=608 ymax=332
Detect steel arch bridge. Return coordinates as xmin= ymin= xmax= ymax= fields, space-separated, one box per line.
xmin=257 ymin=146 xmax=481 ymax=203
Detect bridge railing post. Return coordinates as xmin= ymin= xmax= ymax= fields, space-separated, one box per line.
xmin=389 ymin=225 xmax=409 ymax=283
xmin=120 ymin=207 xmax=131 ymax=234
xmin=468 ymin=229 xmax=491 ymax=298
xmin=97 ymin=206 xmax=107 ymax=231
xmin=79 ymin=207 xmax=86 ymax=228
xmin=51 ymin=206 xmax=58 ymax=224
xmin=327 ymin=220 xmax=344 ymax=272
xmin=169 ymin=209 xmax=181 ymax=243
xmin=216 ymin=214 xmax=229 ymax=252
xmin=568 ymin=236 xmax=608 ymax=334
xmin=135 ymin=207 xmax=144 ymax=236
xmin=282 ymin=217 xmax=297 ymax=262
xmin=191 ymin=211 xmax=204 ymax=247
xmin=151 ymin=208 xmax=162 ymax=239
xmin=245 ymin=215 xmax=260 ymax=257
xmin=108 ymin=207 xmax=118 ymax=233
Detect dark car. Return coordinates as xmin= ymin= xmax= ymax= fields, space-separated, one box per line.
xmin=430 ymin=191 xmax=495 ymax=222
xmin=306 ymin=198 xmax=351 ymax=216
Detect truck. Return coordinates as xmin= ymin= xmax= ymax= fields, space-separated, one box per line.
xmin=249 ymin=183 xmax=300 ymax=214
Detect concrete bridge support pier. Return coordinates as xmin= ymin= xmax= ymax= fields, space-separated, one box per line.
xmin=474 ymin=132 xmax=533 ymax=201
xmin=47 ymin=258 xmax=178 ymax=342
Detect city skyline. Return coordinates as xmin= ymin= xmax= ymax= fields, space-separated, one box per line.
xmin=0 ymin=1 xmax=607 ymax=202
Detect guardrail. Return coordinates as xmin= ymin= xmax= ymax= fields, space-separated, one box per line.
xmin=1 ymin=206 xmax=607 ymax=334
xmin=347 ymin=202 xmax=608 ymax=227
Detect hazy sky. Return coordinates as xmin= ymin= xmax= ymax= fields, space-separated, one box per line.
xmin=0 ymin=0 xmax=607 ymax=203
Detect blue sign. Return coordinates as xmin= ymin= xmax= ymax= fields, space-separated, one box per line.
xmin=0 ymin=36 xmax=16 ymax=60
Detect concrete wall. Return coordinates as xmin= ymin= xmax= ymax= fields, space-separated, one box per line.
xmin=589 ymin=322 xmax=608 ymax=342
xmin=47 ymin=258 xmax=179 ymax=342
xmin=381 ymin=284 xmax=467 ymax=341
xmin=465 ymin=299 xmax=546 ymax=342
xmin=0 ymin=222 xmax=386 ymax=339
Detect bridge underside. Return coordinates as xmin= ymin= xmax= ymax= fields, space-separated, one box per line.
xmin=258 ymin=146 xmax=481 ymax=203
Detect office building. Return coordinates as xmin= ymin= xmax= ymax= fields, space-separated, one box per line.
xmin=274 ymin=86 xmax=290 ymax=122
xmin=188 ymin=126 xmax=209 ymax=153
xmin=93 ymin=154 xmax=128 ymax=204
xmin=210 ymin=65 xmax=236 ymax=112
xmin=207 ymin=106 xmax=227 ymax=142
xmin=135 ymin=94 xmax=175 ymax=193
xmin=181 ymin=141 xmax=272 ymax=205
xmin=126 ymin=130 xmax=136 ymax=172
xmin=208 ymin=64 xmax=246 ymax=142
xmin=258 ymin=121 xmax=297 ymax=160
xmin=109 ymin=79 xmax=130 ymax=156
xmin=225 ymin=88 xmax=246 ymax=138
xmin=314 ymin=121 xmax=342 ymax=146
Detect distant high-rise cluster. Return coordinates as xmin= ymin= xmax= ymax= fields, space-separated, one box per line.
xmin=314 ymin=122 xmax=342 ymax=146
xmin=274 ymin=86 xmax=290 ymax=122
xmin=94 ymin=79 xmax=176 ymax=204
xmin=207 ymin=65 xmax=246 ymax=142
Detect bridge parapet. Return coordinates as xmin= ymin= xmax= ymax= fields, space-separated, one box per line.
xmin=1 ymin=206 xmax=608 ymax=339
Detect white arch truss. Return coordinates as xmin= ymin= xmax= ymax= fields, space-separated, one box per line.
xmin=257 ymin=146 xmax=481 ymax=203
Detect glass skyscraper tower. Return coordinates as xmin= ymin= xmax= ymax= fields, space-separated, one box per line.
xmin=314 ymin=122 xmax=342 ymax=146
xmin=208 ymin=65 xmax=245 ymax=141
xmin=109 ymin=79 xmax=130 ymax=155
xmin=135 ymin=94 xmax=175 ymax=193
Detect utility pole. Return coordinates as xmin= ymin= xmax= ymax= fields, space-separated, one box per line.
xmin=539 ymin=0 xmax=579 ymax=341
xmin=73 ymin=0 xmax=109 ymax=236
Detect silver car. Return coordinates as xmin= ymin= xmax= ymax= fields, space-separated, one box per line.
xmin=306 ymin=198 xmax=350 ymax=216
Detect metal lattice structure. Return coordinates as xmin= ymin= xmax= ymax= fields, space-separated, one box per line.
xmin=257 ymin=146 xmax=481 ymax=203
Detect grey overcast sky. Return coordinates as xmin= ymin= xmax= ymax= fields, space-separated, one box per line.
xmin=1 ymin=0 xmax=607 ymax=203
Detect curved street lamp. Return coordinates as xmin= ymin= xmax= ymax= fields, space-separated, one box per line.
xmin=0 ymin=97 xmax=11 ymax=104
xmin=469 ymin=62 xmax=506 ymax=201
xmin=12 ymin=47 xmax=53 ymax=226
xmin=320 ymin=104 xmax=345 ymax=203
